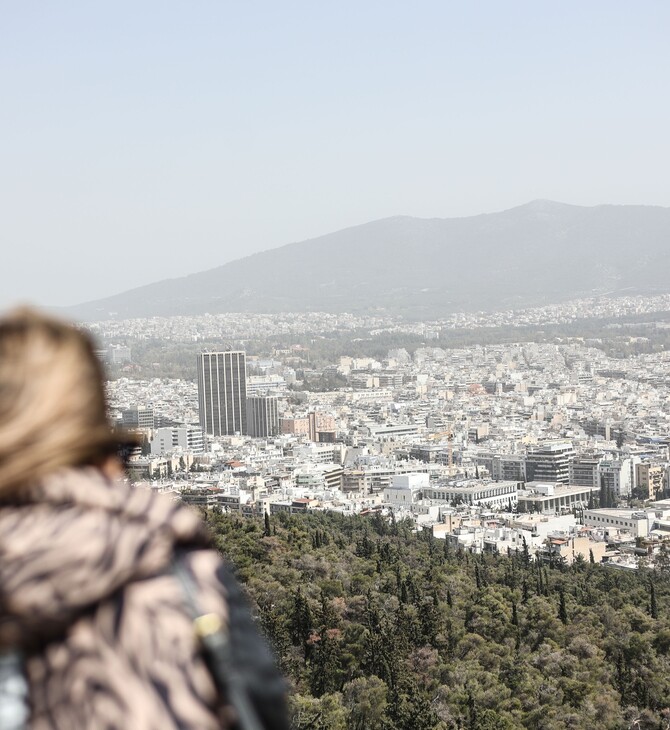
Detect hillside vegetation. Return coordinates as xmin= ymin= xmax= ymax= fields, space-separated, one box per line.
xmin=205 ymin=510 xmax=670 ymax=730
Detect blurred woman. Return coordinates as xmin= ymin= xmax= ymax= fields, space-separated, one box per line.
xmin=0 ymin=308 xmax=286 ymax=730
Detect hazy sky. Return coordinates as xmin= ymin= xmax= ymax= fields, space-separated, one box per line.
xmin=2 ymin=1 xmax=669 ymax=309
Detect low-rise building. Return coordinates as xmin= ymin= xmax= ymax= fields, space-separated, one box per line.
xmin=383 ymin=473 xmax=430 ymax=508
xmin=539 ymin=535 xmax=608 ymax=565
xmin=517 ymin=482 xmax=597 ymax=514
xmin=584 ymin=508 xmax=649 ymax=538
xmin=150 ymin=426 xmax=205 ymax=455
xmin=636 ymin=463 xmax=665 ymax=500
xmin=425 ymin=480 xmax=519 ymax=509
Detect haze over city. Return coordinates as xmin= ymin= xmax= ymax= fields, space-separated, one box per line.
xmin=2 ymin=1 xmax=670 ymax=309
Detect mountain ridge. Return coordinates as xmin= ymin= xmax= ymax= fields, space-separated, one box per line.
xmin=66 ymin=201 xmax=670 ymax=320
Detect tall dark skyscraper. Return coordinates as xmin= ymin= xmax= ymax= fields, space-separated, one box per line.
xmin=197 ymin=351 xmax=247 ymax=436
xmin=246 ymin=395 xmax=280 ymax=438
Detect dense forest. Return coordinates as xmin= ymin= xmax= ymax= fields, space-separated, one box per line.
xmin=205 ymin=510 xmax=670 ymax=730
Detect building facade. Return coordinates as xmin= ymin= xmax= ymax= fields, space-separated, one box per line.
xmin=526 ymin=440 xmax=575 ymax=484
xmin=197 ymin=351 xmax=247 ymax=436
xmin=150 ymin=426 xmax=205 ymax=455
xmin=517 ymin=482 xmax=596 ymax=514
xmin=636 ymin=463 xmax=665 ymax=500
xmin=569 ymin=456 xmax=601 ymax=489
xmin=247 ymin=395 xmax=280 ymax=438
xmin=280 ymin=411 xmax=336 ymax=441
xmin=121 ymin=406 xmax=154 ymax=430
xmin=426 ymin=480 xmax=519 ymax=509
xmin=584 ymin=509 xmax=649 ymax=538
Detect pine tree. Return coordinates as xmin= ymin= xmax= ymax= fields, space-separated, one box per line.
xmin=650 ymin=580 xmax=658 ymax=619
xmin=390 ymin=509 xmax=398 ymax=536
xmin=309 ymin=629 xmax=342 ymax=697
xmin=258 ymin=602 xmax=291 ymax=672
xmin=543 ymin=567 xmax=550 ymax=596
xmin=419 ymin=599 xmax=438 ymax=643
xmin=290 ymin=588 xmax=313 ymax=649
xmin=320 ymin=590 xmax=338 ymax=630
xmin=467 ymin=691 xmax=477 ymax=730
xmin=558 ymin=590 xmax=568 ymax=625
xmin=405 ymin=573 xmax=421 ymax=604
xmin=657 ymin=543 xmax=670 ymax=573
xmin=445 ymin=618 xmax=457 ymax=654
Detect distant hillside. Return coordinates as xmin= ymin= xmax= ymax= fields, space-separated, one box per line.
xmin=67 ymin=201 xmax=670 ymax=320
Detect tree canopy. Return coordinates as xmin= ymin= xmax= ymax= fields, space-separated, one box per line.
xmin=205 ymin=509 xmax=670 ymax=730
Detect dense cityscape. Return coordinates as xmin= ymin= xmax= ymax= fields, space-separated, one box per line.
xmin=5 ymin=2 xmax=670 ymax=727
xmin=98 ymin=292 xmax=670 ymax=572
xmin=86 ymin=293 xmax=670 ymax=727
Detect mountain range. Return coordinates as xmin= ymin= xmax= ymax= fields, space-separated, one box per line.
xmin=67 ymin=200 xmax=670 ymax=320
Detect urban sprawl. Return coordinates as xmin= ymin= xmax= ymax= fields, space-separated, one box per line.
xmin=96 ymin=294 xmax=670 ymax=571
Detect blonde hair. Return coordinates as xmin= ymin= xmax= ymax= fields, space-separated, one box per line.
xmin=0 ymin=308 xmax=121 ymax=497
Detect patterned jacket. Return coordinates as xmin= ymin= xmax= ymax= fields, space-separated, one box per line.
xmin=0 ymin=468 xmax=238 ymax=729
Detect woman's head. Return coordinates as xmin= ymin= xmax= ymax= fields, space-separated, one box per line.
xmin=0 ymin=307 xmax=120 ymax=497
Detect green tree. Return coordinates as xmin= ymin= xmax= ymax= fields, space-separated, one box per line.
xmin=310 ymin=630 xmax=343 ymax=696
xmin=203 ymin=508 xmax=670 ymax=730
xmin=558 ymin=589 xmax=568 ymax=625
xmin=290 ymin=589 xmax=313 ymax=649
xmin=343 ymin=676 xmax=388 ymax=730
xmin=649 ymin=580 xmax=658 ymax=619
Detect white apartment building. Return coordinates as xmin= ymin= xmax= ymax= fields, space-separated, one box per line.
xmin=426 ymin=480 xmax=518 ymax=509
xmin=583 ymin=509 xmax=649 ymax=538
xmin=383 ymin=473 xmax=430 ymax=507
xmin=151 ymin=426 xmax=205 ymax=455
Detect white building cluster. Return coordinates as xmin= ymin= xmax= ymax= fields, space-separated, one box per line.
xmin=102 ymin=295 xmax=670 ymax=570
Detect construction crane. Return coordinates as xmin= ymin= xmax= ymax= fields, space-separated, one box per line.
xmin=428 ymin=427 xmax=455 ymax=477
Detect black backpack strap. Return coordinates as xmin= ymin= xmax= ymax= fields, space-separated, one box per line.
xmin=172 ymin=555 xmax=268 ymax=730
xmin=214 ymin=563 xmax=289 ymax=730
